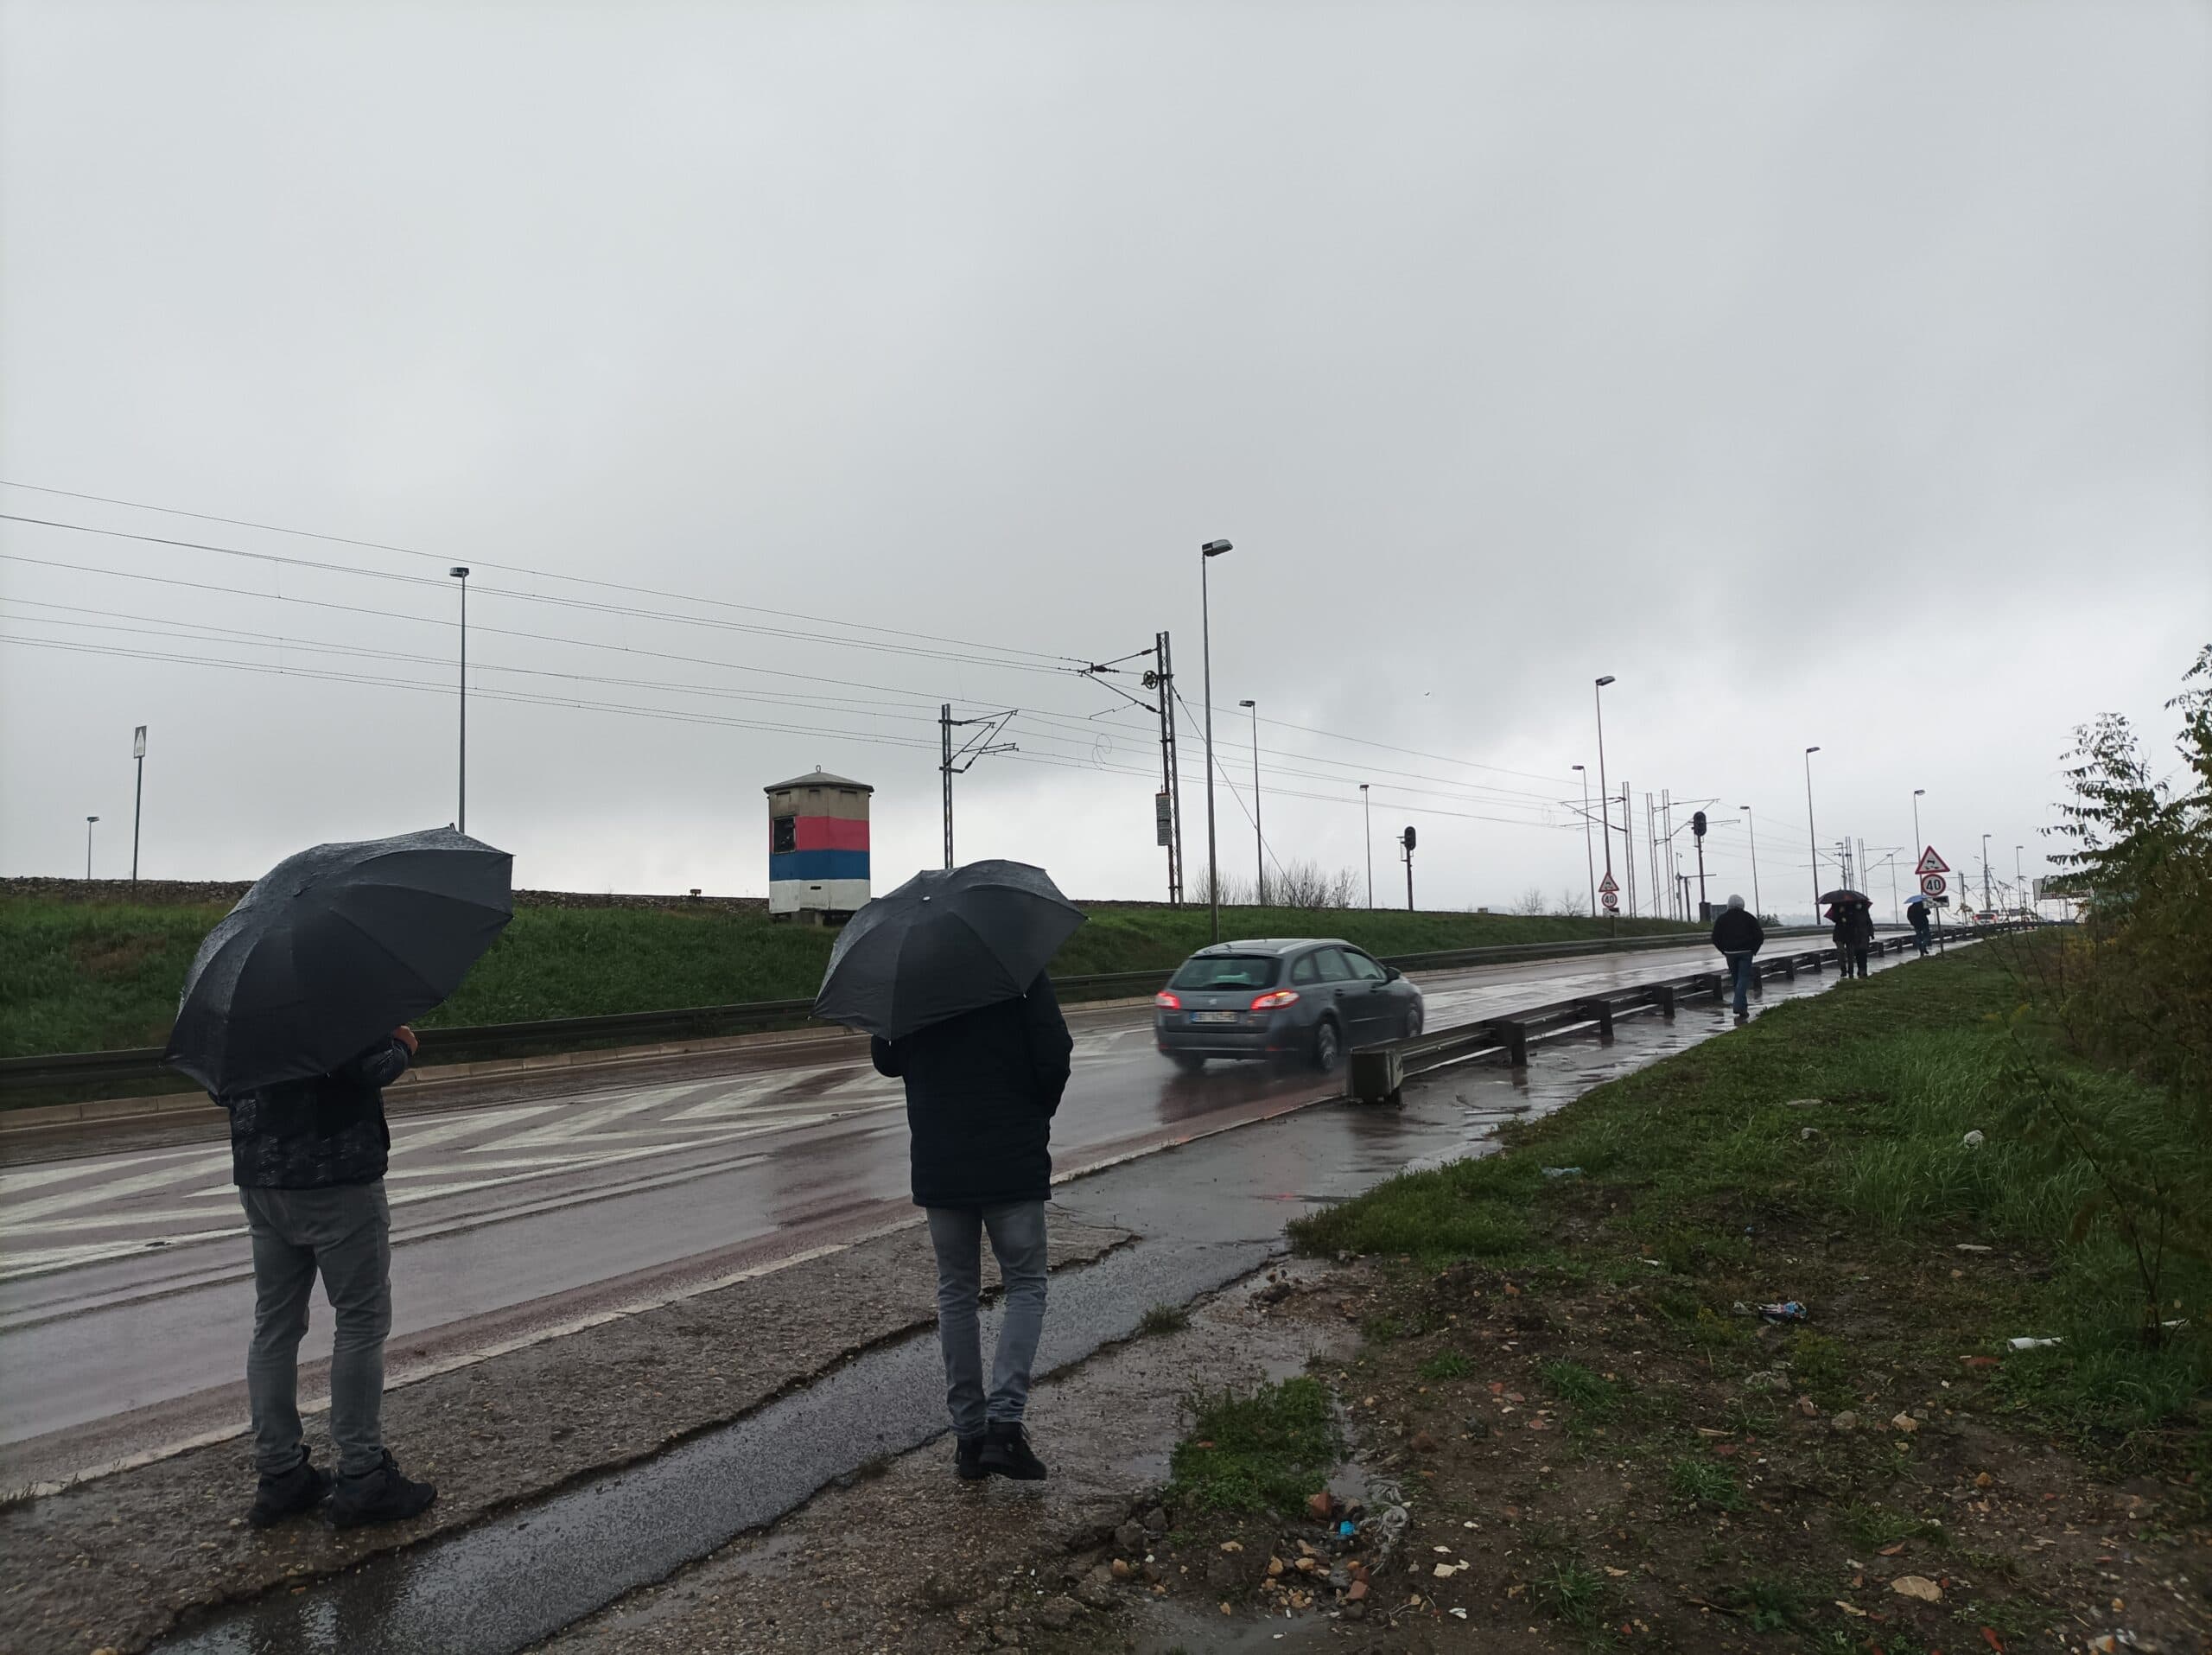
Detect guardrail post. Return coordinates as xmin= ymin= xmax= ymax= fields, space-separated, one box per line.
xmin=1574 ymin=997 xmax=1615 ymax=1036
xmin=1652 ymin=984 xmax=1675 ymax=1018
xmin=1487 ymin=1021 xmax=1529 ymax=1067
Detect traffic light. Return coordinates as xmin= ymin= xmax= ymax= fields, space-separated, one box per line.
xmin=1402 ymin=825 xmax=1417 ymax=851
xmin=1692 ymin=810 xmax=1707 ymax=837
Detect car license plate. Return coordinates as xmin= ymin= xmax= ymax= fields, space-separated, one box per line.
xmin=1191 ymin=1010 xmax=1239 ymax=1024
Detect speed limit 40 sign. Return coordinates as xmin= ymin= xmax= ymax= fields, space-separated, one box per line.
xmin=1920 ymin=873 xmax=1948 ymax=897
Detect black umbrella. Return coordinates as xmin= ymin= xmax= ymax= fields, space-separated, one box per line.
xmin=1819 ymin=889 xmax=1872 ymax=906
xmin=165 ymin=827 xmax=513 ymax=1094
xmin=813 ymin=860 xmax=1084 ymax=1041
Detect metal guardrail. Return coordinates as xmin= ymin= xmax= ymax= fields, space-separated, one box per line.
xmin=1344 ymin=922 xmax=2022 ymax=1104
xmin=0 ymin=921 xmax=1885 ymax=1098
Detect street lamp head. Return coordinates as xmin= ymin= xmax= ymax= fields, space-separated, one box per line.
xmin=1200 ymin=540 xmax=1232 ymax=557
xmin=1572 ymin=763 xmax=1585 ymax=772
xmin=1806 ymin=745 xmax=1821 ymax=755
xmin=1358 ymin=782 xmax=1369 ymax=793
xmin=132 ymin=725 xmax=147 ymax=759
xmin=1913 ymin=788 xmax=1925 ymax=798
xmin=87 ymin=815 xmax=99 ymax=824
xmin=1238 ymin=698 xmax=1255 ymax=709
xmin=1739 ymin=804 xmax=1750 ymax=812
xmin=1594 ymin=675 xmax=1615 ymax=688
xmin=449 ymin=565 xmax=470 ymax=580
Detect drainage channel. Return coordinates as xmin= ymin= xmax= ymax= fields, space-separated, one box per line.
xmin=152 ymin=949 xmax=1917 ymax=1655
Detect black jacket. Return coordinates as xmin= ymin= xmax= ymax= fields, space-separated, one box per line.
xmin=1711 ymin=907 xmax=1764 ymax=956
xmin=871 ymin=975 xmax=1073 ymax=1210
xmin=216 ymin=1038 xmax=410 ymax=1189
xmin=1830 ymin=906 xmax=1876 ymax=947
xmin=1909 ymin=905 xmax=1932 ymax=933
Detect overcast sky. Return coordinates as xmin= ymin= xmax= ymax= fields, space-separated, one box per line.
xmin=3 ymin=1 xmax=2206 ymax=922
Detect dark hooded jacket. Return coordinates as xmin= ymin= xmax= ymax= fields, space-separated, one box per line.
xmin=216 ymin=1036 xmax=411 ymax=1189
xmin=1711 ymin=907 xmax=1765 ymax=957
xmin=871 ymin=974 xmax=1073 ymax=1210
xmin=1830 ymin=903 xmax=1876 ymax=948
xmin=1909 ymin=902 xmax=1932 ymax=936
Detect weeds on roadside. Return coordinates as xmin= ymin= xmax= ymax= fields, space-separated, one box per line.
xmin=1418 ymin=1350 xmax=1472 ymax=1382
xmin=1665 ymin=1457 xmax=1745 ymax=1512
xmin=1166 ymin=1378 xmax=1343 ymax=1516
xmin=1138 ymin=1302 xmax=1190 ymax=1336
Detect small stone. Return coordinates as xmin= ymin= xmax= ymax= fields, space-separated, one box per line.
xmin=1830 ymin=1410 xmax=1859 ymax=1432
xmin=1114 ymin=1521 xmax=1146 ymax=1552
xmin=1408 ymin=1431 xmax=1439 ymax=1453
xmin=1219 ymin=1540 xmax=1243 ymax=1554
xmin=1796 ymin=1397 xmax=1819 ymax=1417
xmin=1109 ymin=1559 xmax=1133 ymax=1582
xmin=1141 ymin=1506 xmax=1168 ymax=1534
xmin=1346 ymin=1579 xmax=1370 ymax=1603
xmin=1267 ymin=1556 xmax=1286 ymax=1578
xmin=1033 ymin=1596 xmax=1078 ymax=1630
xmin=1306 ymin=1489 xmax=1336 ymax=1519
xmin=1890 ymin=1575 xmax=1942 ymax=1603
xmin=1891 ymin=1412 xmax=1919 ymax=1434
xmin=1076 ymin=1567 xmax=1118 ymax=1610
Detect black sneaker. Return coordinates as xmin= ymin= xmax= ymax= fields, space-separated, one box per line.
xmin=980 ymin=1421 xmax=1047 ymax=1481
xmin=327 ymin=1450 xmax=437 ymax=1529
xmin=247 ymin=1453 xmax=331 ymax=1528
xmin=954 ymin=1434 xmax=990 ymax=1482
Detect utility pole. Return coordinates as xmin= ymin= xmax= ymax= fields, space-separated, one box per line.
xmin=1620 ymin=787 xmax=1636 ymax=919
xmin=1981 ymin=832 xmax=1992 ymax=912
xmin=939 ymin=703 xmax=1018 ymax=868
xmin=1592 ymin=677 xmax=1616 ymax=933
xmin=1400 ymin=825 xmax=1416 ymax=911
xmin=1145 ymin=632 xmax=1183 ymax=904
xmin=1240 ymin=698 xmax=1265 ymax=905
xmin=130 ymin=725 xmax=147 ymax=882
xmin=450 ymin=567 xmax=470 ymax=833
xmin=1803 ymin=748 xmax=1822 ymax=919
xmin=85 ymin=815 xmax=99 ymax=880
xmin=1573 ymin=765 xmax=1594 ymax=916
xmin=1200 ymin=540 xmax=1233 ymax=939
xmin=1740 ymin=805 xmax=1761 ymax=918
xmin=1360 ymin=783 xmax=1373 ymax=909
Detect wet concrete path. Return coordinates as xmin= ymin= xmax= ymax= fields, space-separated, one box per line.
xmin=152 ymin=956 xmax=1914 ymax=1655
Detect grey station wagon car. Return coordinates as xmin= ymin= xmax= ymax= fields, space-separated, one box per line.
xmin=1153 ymin=938 xmax=1425 ymax=1072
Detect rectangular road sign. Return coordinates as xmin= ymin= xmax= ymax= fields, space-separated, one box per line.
xmin=1154 ymin=791 xmax=1172 ymax=847
xmin=1915 ymin=846 xmax=1950 ymax=875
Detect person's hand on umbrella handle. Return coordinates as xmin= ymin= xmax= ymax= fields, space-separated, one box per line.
xmin=392 ymin=1024 xmax=419 ymax=1054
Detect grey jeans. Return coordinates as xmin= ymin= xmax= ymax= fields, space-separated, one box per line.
xmin=925 ymin=1200 xmax=1047 ymax=1437
xmin=239 ymin=1181 xmax=392 ymax=1478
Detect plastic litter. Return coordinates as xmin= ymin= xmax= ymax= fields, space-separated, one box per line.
xmin=1541 ymin=1166 xmax=1584 ymax=1178
xmin=1758 ymin=1301 xmax=1809 ymax=1323
xmin=2007 ymin=1336 xmax=2062 ymax=1351
xmin=1338 ymin=1519 xmax=1357 ymax=1538
xmin=1962 ymin=1129 xmax=1986 ymax=1148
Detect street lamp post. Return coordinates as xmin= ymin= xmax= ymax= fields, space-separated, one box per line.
xmin=1739 ymin=805 xmax=1760 ymax=919
xmin=1360 ymin=783 xmax=1373 ymax=910
xmin=85 ymin=815 xmax=99 ymax=881
xmin=1199 ymin=540 xmax=1232 ymax=941
xmin=1239 ymin=699 xmax=1264 ymax=906
xmin=1574 ymin=765 xmax=1595 ymax=917
xmin=1911 ymin=788 xmax=1925 ymax=860
xmin=1593 ymin=677 xmax=1616 ymax=930
xmin=1803 ymin=747 xmax=1822 ymax=916
xmin=2016 ymin=843 xmax=2026 ymax=913
xmin=130 ymin=725 xmax=147 ymax=882
xmin=449 ymin=566 xmax=471 ymax=834
xmin=1981 ymin=832 xmax=1992 ymax=913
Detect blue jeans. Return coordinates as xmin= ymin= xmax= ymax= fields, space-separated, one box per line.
xmin=239 ymin=1181 xmax=392 ymax=1478
xmin=925 ymin=1200 xmax=1048 ymax=1436
xmin=1726 ymin=952 xmax=1758 ymax=1015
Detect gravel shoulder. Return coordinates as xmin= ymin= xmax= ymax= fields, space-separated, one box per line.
xmin=0 ymin=1215 xmax=1130 ymax=1655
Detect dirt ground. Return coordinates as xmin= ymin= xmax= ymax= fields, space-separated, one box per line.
xmin=0 ymin=1218 xmax=1129 ymax=1655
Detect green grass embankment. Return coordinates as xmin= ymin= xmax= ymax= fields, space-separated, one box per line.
xmin=1290 ymin=945 xmax=2210 ymax=1492
xmin=0 ymin=895 xmax=1694 ymax=1059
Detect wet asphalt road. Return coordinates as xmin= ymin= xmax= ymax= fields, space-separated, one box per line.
xmin=149 ymin=951 xmax=1915 ymax=1655
xmin=0 ymin=941 xmax=1763 ymax=1481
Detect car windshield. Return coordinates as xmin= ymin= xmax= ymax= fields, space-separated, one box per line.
xmin=1169 ymin=954 xmax=1282 ymax=990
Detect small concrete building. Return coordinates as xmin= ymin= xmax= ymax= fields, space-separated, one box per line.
xmin=765 ymin=767 xmax=873 ymax=922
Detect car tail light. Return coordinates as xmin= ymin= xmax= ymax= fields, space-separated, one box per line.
xmin=1249 ymin=990 xmax=1300 ymax=1011
xmin=1154 ymin=990 xmax=1181 ymax=1009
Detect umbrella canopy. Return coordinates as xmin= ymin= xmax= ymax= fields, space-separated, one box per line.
xmin=813 ymin=860 xmax=1084 ymax=1041
xmin=1819 ymin=888 xmax=1872 ymax=906
xmin=165 ymin=827 xmax=513 ymax=1094
xmin=1904 ymin=892 xmax=1929 ymax=907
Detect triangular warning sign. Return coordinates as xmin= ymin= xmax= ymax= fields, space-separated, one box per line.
xmin=1598 ymin=872 xmax=1619 ymax=894
xmin=1915 ymin=846 xmax=1949 ymax=875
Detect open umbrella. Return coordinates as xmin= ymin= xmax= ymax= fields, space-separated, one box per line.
xmin=813 ymin=860 xmax=1084 ymax=1041
xmin=1819 ymin=889 xmax=1872 ymax=906
xmin=165 ymin=826 xmax=513 ymax=1094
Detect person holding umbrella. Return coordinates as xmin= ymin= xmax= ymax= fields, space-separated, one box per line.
xmin=1906 ymin=893 xmax=1934 ymax=956
xmin=166 ymin=828 xmax=512 ymax=1528
xmin=1822 ymin=889 xmax=1875 ymax=978
xmin=817 ymin=861 xmax=1079 ymax=1483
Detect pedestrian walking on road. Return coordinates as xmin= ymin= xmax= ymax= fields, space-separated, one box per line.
xmin=1710 ymin=894 xmax=1764 ymax=1020
xmin=1828 ymin=899 xmax=1875 ymax=978
xmin=217 ymin=1028 xmax=439 ymax=1528
xmin=1907 ymin=895 xmax=1933 ymax=956
xmin=873 ymin=975 xmax=1073 ymax=1482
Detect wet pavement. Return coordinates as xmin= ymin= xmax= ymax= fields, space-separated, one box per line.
xmin=0 ymin=939 xmax=1758 ymax=1480
xmin=149 ymin=951 xmax=1915 ymax=1655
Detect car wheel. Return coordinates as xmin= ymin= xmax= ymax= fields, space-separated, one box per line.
xmin=1171 ymin=1053 xmax=1206 ymax=1073
xmin=1312 ymin=1018 xmax=1343 ymax=1073
xmin=1402 ymin=1003 xmax=1423 ymax=1040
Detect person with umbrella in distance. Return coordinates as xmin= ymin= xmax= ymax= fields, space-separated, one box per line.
xmin=1906 ymin=892 xmax=1934 ymax=956
xmin=1823 ymin=889 xmax=1875 ymax=979
xmin=1710 ymin=894 xmax=1764 ymax=1022
xmin=816 ymin=861 xmax=1079 ymax=1483
xmin=165 ymin=828 xmax=512 ymax=1529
